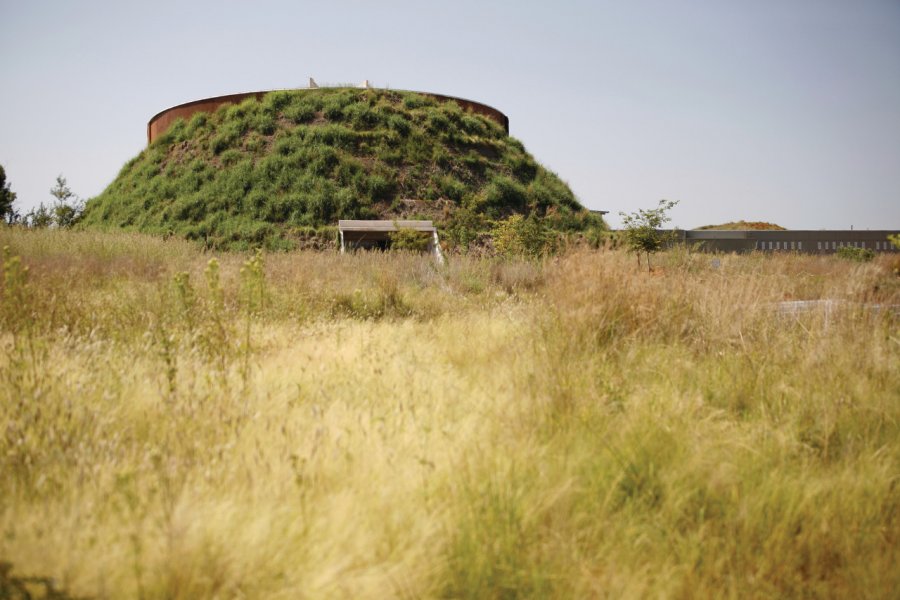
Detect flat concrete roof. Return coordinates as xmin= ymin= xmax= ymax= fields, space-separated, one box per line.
xmin=338 ymin=220 xmax=436 ymax=233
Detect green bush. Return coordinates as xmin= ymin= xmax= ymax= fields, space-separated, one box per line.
xmin=285 ymin=104 xmax=316 ymax=124
xmin=388 ymin=114 xmax=411 ymax=136
xmin=438 ymin=175 xmax=467 ymax=203
xmin=251 ymin=111 xmax=277 ymax=135
xmin=492 ymin=214 xmax=551 ymax=258
xmin=219 ymin=149 xmax=243 ymax=166
xmin=390 ymin=227 xmax=431 ymax=252
xmin=479 ymin=175 xmax=528 ymax=215
xmin=444 ymin=208 xmax=489 ymax=252
xmin=836 ymin=246 xmax=875 ymax=262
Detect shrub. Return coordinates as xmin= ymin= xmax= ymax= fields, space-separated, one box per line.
xmin=479 ymin=175 xmax=528 ymax=215
xmin=390 ymin=227 xmax=431 ymax=252
xmin=836 ymin=246 xmax=875 ymax=262
xmin=274 ymin=135 xmax=301 ymax=157
xmin=367 ymin=172 xmax=397 ymax=202
xmin=460 ymin=115 xmax=487 ymax=136
xmin=343 ymin=103 xmax=382 ymax=129
xmin=262 ymin=90 xmax=294 ymax=113
xmin=506 ymin=154 xmax=538 ymax=183
xmin=402 ymin=94 xmax=433 ymax=110
xmin=219 ymin=149 xmax=243 ymax=166
xmin=438 ymin=175 xmax=467 ymax=203
xmin=492 ymin=214 xmax=551 ymax=258
xmin=251 ymin=111 xmax=277 ymax=135
xmin=186 ymin=112 xmax=208 ymax=134
xmin=284 ymin=104 xmax=316 ymax=124
xmin=526 ymin=170 xmax=579 ymax=213
xmin=444 ymin=208 xmax=489 ymax=252
xmin=310 ymin=124 xmax=358 ymax=151
xmin=426 ymin=110 xmax=450 ymax=134
xmin=322 ymin=92 xmax=355 ymax=120
xmin=388 ymin=114 xmax=411 ymax=136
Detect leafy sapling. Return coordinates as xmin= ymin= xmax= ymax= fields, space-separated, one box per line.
xmin=619 ymin=199 xmax=679 ymax=272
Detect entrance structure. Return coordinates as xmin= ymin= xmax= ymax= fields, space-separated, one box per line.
xmin=338 ymin=220 xmax=445 ymax=263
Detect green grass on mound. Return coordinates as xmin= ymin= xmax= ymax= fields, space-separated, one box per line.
xmin=82 ymin=89 xmax=597 ymax=250
xmin=696 ymin=220 xmax=786 ymax=230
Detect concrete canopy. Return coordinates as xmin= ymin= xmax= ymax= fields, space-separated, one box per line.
xmin=337 ymin=220 xmax=444 ymax=263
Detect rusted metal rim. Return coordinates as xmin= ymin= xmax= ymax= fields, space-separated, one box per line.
xmin=147 ymin=88 xmax=509 ymax=144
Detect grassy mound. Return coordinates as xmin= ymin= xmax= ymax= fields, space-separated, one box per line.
xmin=696 ymin=220 xmax=786 ymax=230
xmin=82 ymin=89 xmax=598 ymax=250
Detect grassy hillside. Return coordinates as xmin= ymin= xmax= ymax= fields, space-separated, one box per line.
xmin=2 ymin=229 xmax=899 ymax=598
xmin=696 ymin=220 xmax=786 ymax=230
xmin=81 ymin=89 xmax=598 ymax=250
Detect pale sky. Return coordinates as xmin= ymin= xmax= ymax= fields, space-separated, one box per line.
xmin=1 ymin=0 xmax=899 ymax=229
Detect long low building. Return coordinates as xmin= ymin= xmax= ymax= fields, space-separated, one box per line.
xmin=671 ymin=229 xmax=899 ymax=254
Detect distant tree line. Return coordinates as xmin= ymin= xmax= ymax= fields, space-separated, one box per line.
xmin=0 ymin=165 xmax=83 ymax=228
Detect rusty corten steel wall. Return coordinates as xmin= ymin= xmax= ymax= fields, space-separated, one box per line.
xmin=147 ymin=91 xmax=269 ymax=144
xmin=420 ymin=92 xmax=509 ymax=133
xmin=147 ymin=89 xmax=509 ymax=144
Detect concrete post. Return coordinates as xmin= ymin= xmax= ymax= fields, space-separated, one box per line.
xmin=432 ymin=230 xmax=445 ymax=265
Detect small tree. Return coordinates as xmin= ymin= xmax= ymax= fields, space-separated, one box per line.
xmin=619 ymin=199 xmax=679 ymax=272
xmin=48 ymin=174 xmax=83 ymax=227
xmin=0 ymin=164 xmax=18 ymax=224
xmin=26 ymin=204 xmax=54 ymax=228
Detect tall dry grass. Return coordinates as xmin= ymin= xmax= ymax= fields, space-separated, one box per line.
xmin=1 ymin=229 xmax=898 ymax=598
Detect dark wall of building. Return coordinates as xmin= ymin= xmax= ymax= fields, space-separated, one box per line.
xmin=672 ymin=230 xmax=899 ymax=254
xmin=147 ymin=89 xmax=509 ymax=144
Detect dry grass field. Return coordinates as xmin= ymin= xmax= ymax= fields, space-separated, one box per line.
xmin=1 ymin=229 xmax=898 ymax=599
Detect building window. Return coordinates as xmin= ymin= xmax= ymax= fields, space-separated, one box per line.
xmin=817 ymin=242 xmax=822 ymax=250
xmin=798 ymin=241 xmax=802 ymax=250
xmin=832 ymin=242 xmax=837 ymax=250
xmin=769 ymin=241 xmax=773 ymax=250
xmin=791 ymin=241 xmax=796 ymax=250
xmin=861 ymin=242 xmax=865 ymax=249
